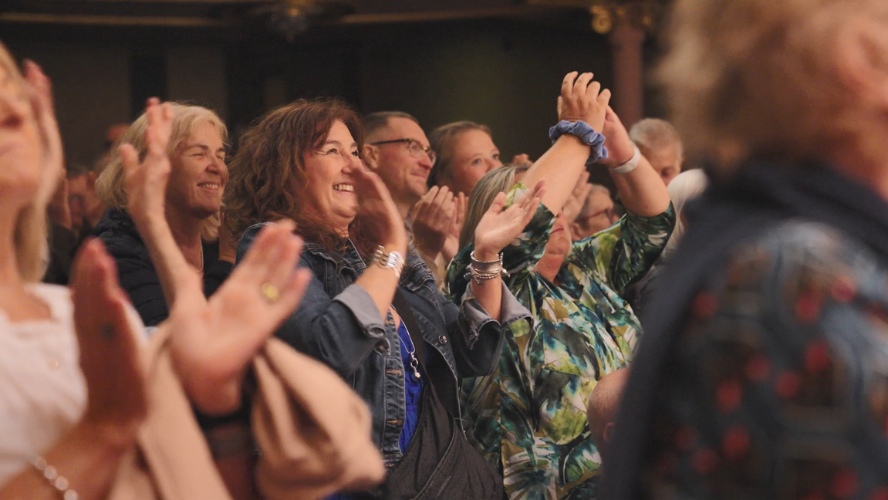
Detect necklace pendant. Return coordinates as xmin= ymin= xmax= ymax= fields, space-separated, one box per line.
xmin=413 ymin=368 xmax=422 ymax=379
xmin=409 ymin=355 xmax=421 ymax=379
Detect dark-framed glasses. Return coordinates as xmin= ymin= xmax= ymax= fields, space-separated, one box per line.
xmin=370 ymin=138 xmax=436 ymax=165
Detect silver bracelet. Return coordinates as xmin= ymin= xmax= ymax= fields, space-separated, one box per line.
xmin=467 ymin=252 xmax=509 ymax=284
xmin=372 ymin=245 xmax=404 ymax=278
xmin=610 ymin=144 xmax=641 ymax=174
xmin=31 ymin=456 xmax=80 ymax=500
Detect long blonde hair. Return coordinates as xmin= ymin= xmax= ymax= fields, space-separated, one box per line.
xmin=0 ymin=41 xmax=52 ymax=282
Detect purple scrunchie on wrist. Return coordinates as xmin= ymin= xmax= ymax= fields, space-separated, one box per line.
xmin=548 ymin=120 xmax=609 ymax=167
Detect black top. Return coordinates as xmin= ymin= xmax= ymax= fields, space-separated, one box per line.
xmin=94 ymin=209 xmax=233 ymax=326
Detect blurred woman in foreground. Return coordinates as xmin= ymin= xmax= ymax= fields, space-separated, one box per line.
xmin=604 ymin=1 xmax=888 ymax=498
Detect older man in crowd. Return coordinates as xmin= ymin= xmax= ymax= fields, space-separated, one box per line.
xmin=629 ymin=118 xmax=684 ymax=186
xmin=361 ymin=111 xmax=461 ymax=287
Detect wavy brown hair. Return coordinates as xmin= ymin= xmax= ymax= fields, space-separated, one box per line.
xmin=224 ymin=98 xmax=367 ymax=253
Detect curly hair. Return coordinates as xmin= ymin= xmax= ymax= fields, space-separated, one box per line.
xmin=224 ymin=99 xmax=367 ymax=253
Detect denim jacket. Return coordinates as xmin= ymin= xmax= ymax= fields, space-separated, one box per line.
xmin=237 ymin=223 xmax=530 ymax=467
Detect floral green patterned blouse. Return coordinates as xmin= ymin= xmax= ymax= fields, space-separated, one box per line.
xmin=447 ymin=183 xmax=675 ymax=499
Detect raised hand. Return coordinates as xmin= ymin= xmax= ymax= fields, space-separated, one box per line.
xmin=442 ymin=191 xmax=467 ymax=262
xmin=557 ymin=71 xmax=611 ymax=133
xmin=354 ymin=162 xmax=408 ymax=253
xmin=47 ymin=175 xmax=72 ymax=230
xmin=562 ymin=171 xmax=593 ymax=224
xmin=119 ymin=98 xmax=173 ymax=226
xmin=474 ymin=181 xmax=546 ymax=260
xmin=71 ymin=239 xmax=147 ymax=447
xmin=169 ymin=220 xmax=313 ymax=415
xmin=598 ymin=106 xmax=636 ymax=167
xmin=22 ymin=61 xmax=65 ymax=207
xmin=412 ymin=185 xmax=456 ymax=258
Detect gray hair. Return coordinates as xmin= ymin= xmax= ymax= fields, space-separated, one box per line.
xmin=629 ymin=118 xmax=684 ymax=159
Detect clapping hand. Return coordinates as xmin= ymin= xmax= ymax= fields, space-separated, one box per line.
xmin=441 ymin=192 xmax=467 ymax=262
xmin=119 ymin=98 xmax=173 ymax=226
xmin=412 ymin=186 xmax=456 ymax=258
xmin=474 ymin=181 xmax=546 ymax=260
xmin=354 ymin=162 xmax=408 ymax=254
xmin=23 ymin=61 xmax=65 ymax=208
xmin=72 ymin=239 xmax=147 ymax=447
xmin=169 ymin=221 xmax=312 ymax=415
xmin=557 ymin=71 xmax=611 ymax=133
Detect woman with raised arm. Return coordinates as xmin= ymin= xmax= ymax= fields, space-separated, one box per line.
xmin=224 ymin=98 xmax=537 ymax=499
xmin=449 ymin=72 xmax=674 ymax=499
xmin=603 ymin=1 xmax=888 ymax=498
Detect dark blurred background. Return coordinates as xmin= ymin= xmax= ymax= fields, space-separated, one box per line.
xmin=0 ymin=0 xmax=668 ymax=179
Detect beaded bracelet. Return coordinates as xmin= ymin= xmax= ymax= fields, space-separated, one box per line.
xmin=31 ymin=456 xmax=80 ymax=500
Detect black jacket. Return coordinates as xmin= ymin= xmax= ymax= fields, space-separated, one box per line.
xmin=94 ymin=209 xmax=233 ymax=326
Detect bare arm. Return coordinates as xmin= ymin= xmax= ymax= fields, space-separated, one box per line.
xmin=521 ymin=71 xmax=611 ymax=214
xmin=0 ymin=422 xmax=130 ymax=500
xmin=600 ymin=108 xmax=671 ymax=216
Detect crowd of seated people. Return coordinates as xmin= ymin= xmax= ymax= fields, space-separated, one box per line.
xmin=4 ymin=0 xmax=888 ymax=497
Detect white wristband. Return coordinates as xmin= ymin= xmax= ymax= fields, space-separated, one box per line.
xmin=610 ymin=144 xmax=641 ymax=174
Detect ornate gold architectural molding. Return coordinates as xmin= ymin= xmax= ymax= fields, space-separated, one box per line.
xmin=588 ymin=0 xmax=666 ymax=34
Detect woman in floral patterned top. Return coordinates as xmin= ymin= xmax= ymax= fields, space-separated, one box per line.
xmin=447 ymin=72 xmax=675 ymax=499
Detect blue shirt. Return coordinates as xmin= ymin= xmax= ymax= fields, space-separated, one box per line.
xmin=398 ymin=320 xmax=424 ymax=453
xmin=327 ymin=321 xmax=424 ymax=500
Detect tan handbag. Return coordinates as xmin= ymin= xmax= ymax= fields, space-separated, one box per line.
xmin=109 ymin=326 xmax=385 ymax=499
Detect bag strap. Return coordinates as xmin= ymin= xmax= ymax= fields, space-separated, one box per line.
xmin=391 ymin=289 xmax=428 ymax=371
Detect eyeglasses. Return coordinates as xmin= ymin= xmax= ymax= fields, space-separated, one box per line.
xmin=370 ymin=138 xmax=436 ymax=165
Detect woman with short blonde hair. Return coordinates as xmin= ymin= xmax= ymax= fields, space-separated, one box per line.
xmin=94 ymin=102 xmax=233 ymax=326
xmin=96 ymin=103 xmax=227 ymax=210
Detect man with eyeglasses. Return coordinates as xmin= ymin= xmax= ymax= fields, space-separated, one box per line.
xmin=361 ymin=111 xmax=458 ymax=288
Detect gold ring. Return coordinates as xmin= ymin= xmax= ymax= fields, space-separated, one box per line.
xmin=260 ymin=282 xmax=280 ymax=304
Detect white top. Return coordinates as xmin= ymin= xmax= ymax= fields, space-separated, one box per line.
xmin=0 ymin=284 xmax=86 ymax=484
